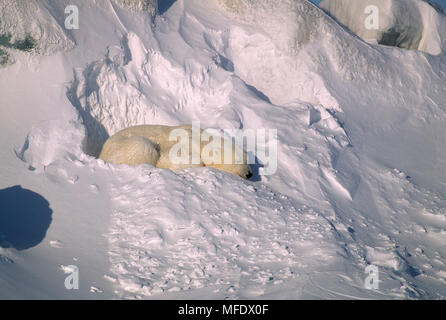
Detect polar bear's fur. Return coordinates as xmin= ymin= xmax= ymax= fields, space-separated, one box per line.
xmin=99 ymin=125 xmax=253 ymax=179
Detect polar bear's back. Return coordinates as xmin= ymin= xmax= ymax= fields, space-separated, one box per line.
xmin=99 ymin=124 xmax=203 ymax=169
xmin=112 ymin=124 xmax=204 ymax=170
xmin=99 ymin=134 xmax=160 ymax=166
xmin=115 ymin=124 xmax=193 ymax=145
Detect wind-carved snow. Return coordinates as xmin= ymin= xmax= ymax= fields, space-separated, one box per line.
xmin=112 ymin=0 xmax=157 ymax=12
xmin=67 ymin=31 xmax=236 ymax=157
xmin=0 ymin=0 xmax=75 ymax=57
xmin=67 ymin=33 xmax=156 ymax=157
xmin=320 ymin=0 xmax=445 ymax=55
xmin=216 ymin=0 xmax=342 ymax=107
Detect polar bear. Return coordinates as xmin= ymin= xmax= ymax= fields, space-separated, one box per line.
xmin=99 ymin=124 xmax=253 ymax=179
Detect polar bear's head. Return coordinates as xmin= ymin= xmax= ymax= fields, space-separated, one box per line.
xmin=209 ymin=162 xmax=253 ymax=180
xmin=200 ymin=140 xmax=253 ymax=180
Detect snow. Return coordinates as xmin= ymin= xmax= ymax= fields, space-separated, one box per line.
xmin=320 ymin=0 xmax=445 ymax=55
xmin=0 ymin=0 xmax=75 ymax=56
xmin=0 ymin=0 xmax=445 ymax=299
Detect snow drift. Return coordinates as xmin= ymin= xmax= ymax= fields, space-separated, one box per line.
xmin=320 ymin=0 xmax=445 ymax=55
xmin=0 ymin=0 xmax=75 ymax=57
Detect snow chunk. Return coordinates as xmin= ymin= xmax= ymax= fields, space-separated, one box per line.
xmin=16 ymin=119 xmax=85 ymax=172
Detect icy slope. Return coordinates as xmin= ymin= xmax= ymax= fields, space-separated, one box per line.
xmin=0 ymin=0 xmax=445 ymax=299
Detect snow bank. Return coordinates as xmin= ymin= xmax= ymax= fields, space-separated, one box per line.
xmin=0 ymin=0 xmax=75 ymax=57
xmin=109 ymin=165 xmax=339 ymax=298
xmin=320 ymin=0 xmax=445 ymax=55
xmin=215 ymin=0 xmax=345 ymax=107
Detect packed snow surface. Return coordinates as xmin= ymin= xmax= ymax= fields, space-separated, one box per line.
xmin=0 ymin=0 xmax=445 ymax=299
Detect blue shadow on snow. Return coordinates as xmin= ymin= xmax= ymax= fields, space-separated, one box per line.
xmin=0 ymin=185 xmax=52 ymax=250
xmin=158 ymin=0 xmax=177 ymax=14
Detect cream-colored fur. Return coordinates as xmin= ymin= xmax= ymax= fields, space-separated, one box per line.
xmin=99 ymin=125 xmax=253 ymax=179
